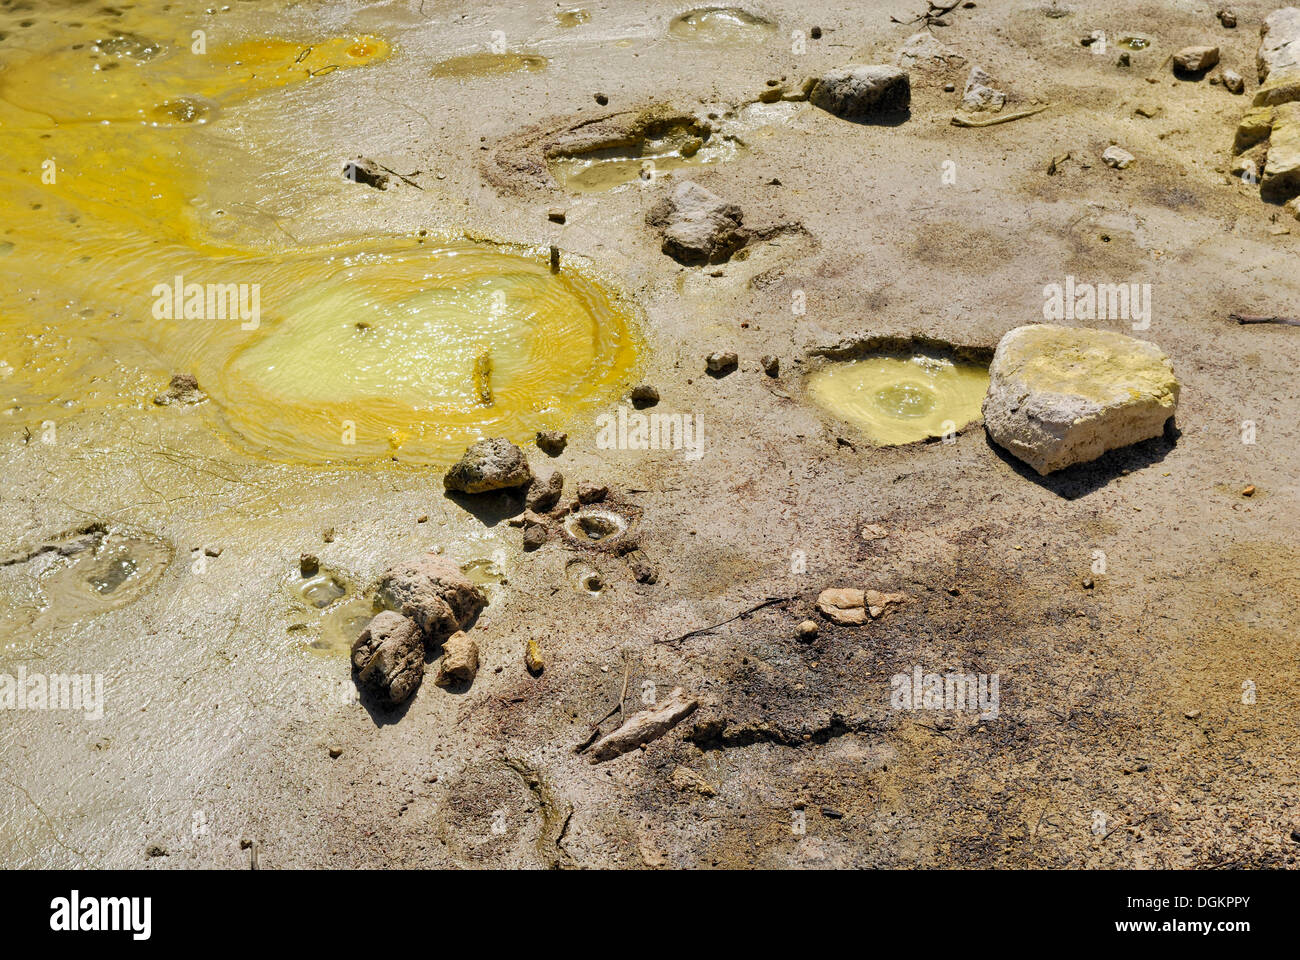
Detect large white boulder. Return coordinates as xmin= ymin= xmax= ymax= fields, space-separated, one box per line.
xmin=982 ymin=325 xmax=1179 ymax=475
xmin=1259 ymin=7 xmax=1300 ymax=83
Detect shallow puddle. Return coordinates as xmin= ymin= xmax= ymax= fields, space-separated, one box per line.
xmin=807 ymin=354 xmax=990 ymax=446
xmin=0 ymin=528 xmax=172 ymax=639
xmin=429 ymin=51 xmax=548 ymax=79
xmin=311 ymin=596 xmax=382 ymax=658
xmin=557 ymin=9 xmax=592 ymax=28
xmin=668 ymin=8 xmax=777 ymax=43
xmin=548 ymin=125 xmax=743 ymax=193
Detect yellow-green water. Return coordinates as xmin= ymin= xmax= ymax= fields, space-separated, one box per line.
xmin=548 ymin=126 xmax=743 ymax=192
xmin=668 ymin=8 xmax=777 ymax=43
xmin=808 ymin=354 xmax=990 ymax=446
xmin=0 ymin=2 xmax=637 ymax=464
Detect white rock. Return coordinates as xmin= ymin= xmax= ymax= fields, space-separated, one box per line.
xmin=982 ymin=325 xmax=1179 ymax=475
xmin=896 ymin=32 xmax=966 ymax=72
xmin=645 ymin=181 xmax=748 ymax=265
xmin=1259 ymin=7 xmax=1300 ymax=83
xmin=962 ymin=65 xmax=1007 ymax=112
xmin=1102 ymin=145 xmax=1135 ymax=169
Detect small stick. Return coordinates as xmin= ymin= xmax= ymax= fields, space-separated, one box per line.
xmin=1230 ymin=312 xmax=1300 ymax=327
xmin=656 ymin=596 xmax=795 ymax=646
xmin=951 ymin=104 xmax=1051 ymax=127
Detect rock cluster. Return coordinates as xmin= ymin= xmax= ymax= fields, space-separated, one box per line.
xmin=352 ymin=555 xmax=487 ymax=705
xmin=1233 ymin=8 xmax=1300 ymax=203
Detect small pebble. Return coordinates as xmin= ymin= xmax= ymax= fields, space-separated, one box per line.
xmin=300 ymin=553 xmax=320 ymax=577
xmin=706 ymin=351 xmax=738 ymax=375
xmin=630 ymin=383 xmax=660 ymax=408
xmin=796 ymin=620 xmax=818 ymax=642
xmin=1242 ymin=484 xmax=1255 ymax=497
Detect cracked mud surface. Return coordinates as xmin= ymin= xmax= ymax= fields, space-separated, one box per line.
xmin=0 ymin=0 xmax=1297 ymax=869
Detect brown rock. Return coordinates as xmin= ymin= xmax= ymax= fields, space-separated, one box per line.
xmin=153 ymin=373 xmax=207 ymax=406
xmin=352 ymin=611 xmax=425 ymax=706
xmin=865 ymin=589 xmax=908 ymax=619
xmin=576 ymin=481 xmax=609 ymax=504
xmin=434 ymin=631 xmax=479 ymax=686
xmin=535 ymin=430 xmax=568 ymax=456
xmin=376 ymin=555 xmax=486 ymax=641
xmin=525 ymin=470 xmax=564 ymax=512
xmin=1173 ymin=45 xmax=1220 ymax=74
xmin=817 ymin=587 xmax=866 ymax=625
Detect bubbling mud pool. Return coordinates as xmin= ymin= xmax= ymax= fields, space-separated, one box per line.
xmin=807 ymin=354 xmax=990 ymax=446
xmin=0 ymin=5 xmax=639 ymax=465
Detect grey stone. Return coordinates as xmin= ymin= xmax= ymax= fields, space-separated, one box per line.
xmin=646 ymin=181 xmax=749 ymax=265
xmin=810 ymin=65 xmax=911 ymax=120
xmin=443 ymin=437 xmax=533 ymax=493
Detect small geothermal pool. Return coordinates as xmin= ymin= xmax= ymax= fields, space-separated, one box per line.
xmin=807 ymin=353 xmax=990 ymax=446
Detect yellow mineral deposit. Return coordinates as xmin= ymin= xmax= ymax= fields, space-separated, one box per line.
xmin=808 ymin=354 xmax=990 ymax=446
xmin=0 ymin=6 xmax=637 ymax=465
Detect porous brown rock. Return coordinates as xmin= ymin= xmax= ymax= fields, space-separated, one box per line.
xmin=352 ymin=611 xmax=425 ymax=706
xmin=525 ymin=470 xmax=564 ymax=512
xmin=443 ymin=438 xmax=532 ymax=493
xmin=376 ymin=555 xmax=486 ymax=640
